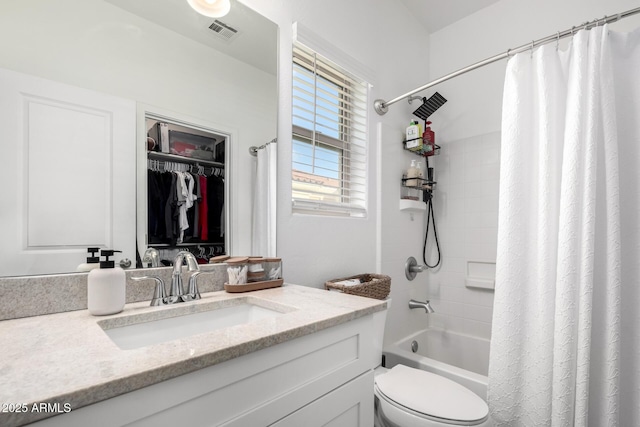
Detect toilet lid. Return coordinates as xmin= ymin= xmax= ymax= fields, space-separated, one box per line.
xmin=375 ymin=365 xmax=488 ymax=423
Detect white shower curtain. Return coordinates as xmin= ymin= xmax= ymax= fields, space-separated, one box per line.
xmin=251 ymin=142 xmax=277 ymax=257
xmin=488 ymin=25 xmax=640 ymax=426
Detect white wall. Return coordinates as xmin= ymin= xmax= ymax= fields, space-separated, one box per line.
xmin=0 ymin=0 xmax=277 ymax=258
xmin=423 ymin=0 xmax=640 ymax=340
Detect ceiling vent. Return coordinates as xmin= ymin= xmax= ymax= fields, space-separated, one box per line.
xmin=208 ymin=19 xmax=239 ymax=41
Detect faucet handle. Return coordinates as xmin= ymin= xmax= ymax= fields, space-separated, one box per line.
xmin=182 ymin=271 xmax=202 ymax=302
xmin=182 ymin=270 xmax=218 ymax=302
xmin=132 ymin=276 xmax=167 ymax=306
xmin=405 ymin=257 xmax=427 ymax=280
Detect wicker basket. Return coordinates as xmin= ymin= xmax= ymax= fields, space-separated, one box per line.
xmin=325 ymin=273 xmax=391 ymax=300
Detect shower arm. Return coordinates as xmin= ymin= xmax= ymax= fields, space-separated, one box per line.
xmin=374 ymin=6 xmax=640 ymax=115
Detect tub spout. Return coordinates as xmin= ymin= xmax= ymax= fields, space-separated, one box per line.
xmin=409 ymin=299 xmax=435 ymax=313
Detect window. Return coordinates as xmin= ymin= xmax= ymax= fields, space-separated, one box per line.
xmin=292 ymin=42 xmax=369 ymax=217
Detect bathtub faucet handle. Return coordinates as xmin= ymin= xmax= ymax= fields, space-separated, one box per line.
xmin=405 ymin=256 xmax=427 ymax=280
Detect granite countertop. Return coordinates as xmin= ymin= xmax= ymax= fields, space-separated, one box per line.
xmin=0 ymin=284 xmax=386 ymax=426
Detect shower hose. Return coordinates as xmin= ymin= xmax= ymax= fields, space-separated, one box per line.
xmin=422 ymin=184 xmax=441 ymax=269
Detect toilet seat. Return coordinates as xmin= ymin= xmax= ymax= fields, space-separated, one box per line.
xmin=375 ymin=365 xmax=489 ymax=426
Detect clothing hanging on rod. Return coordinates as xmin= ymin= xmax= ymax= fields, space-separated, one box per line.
xmin=147 ymin=160 xmax=224 ymax=247
xmin=373 ymin=6 xmax=640 ymax=115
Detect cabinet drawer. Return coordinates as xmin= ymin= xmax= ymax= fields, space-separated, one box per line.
xmin=271 ymin=371 xmax=374 ymax=427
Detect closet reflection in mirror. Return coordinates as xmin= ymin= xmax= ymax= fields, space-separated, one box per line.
xmin=0 ymin=0 xmax=278 ymax=277
xmin=143 ymin=117 xmax=227 ymax=267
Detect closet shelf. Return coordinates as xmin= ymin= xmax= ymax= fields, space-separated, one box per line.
xmin=148 ymin=151 xmax=224 ymax=168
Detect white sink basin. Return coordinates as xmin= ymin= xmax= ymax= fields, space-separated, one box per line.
xmin=99 ymin=300 xmax=287 ymax=350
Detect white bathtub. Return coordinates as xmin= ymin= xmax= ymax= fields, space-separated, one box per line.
xmin=383 ymin=328 xmax=490 ymax=400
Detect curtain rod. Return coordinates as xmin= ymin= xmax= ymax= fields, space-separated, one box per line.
xmin=374 ymin=6 xmax=640 ymax=115
xmin=249 ymin=138 xmax=277 ymax=156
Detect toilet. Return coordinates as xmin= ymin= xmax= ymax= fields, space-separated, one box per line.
xmin=372 ymin=306 xmax=491 ymax=427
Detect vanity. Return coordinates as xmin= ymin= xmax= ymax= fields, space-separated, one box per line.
xmin=0 ymin=284 xmax=385 ymax=426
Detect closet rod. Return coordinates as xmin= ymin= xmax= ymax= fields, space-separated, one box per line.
xmin=373 ymin=6 xmax=640 ymax=115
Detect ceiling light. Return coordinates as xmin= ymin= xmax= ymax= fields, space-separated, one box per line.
xmin=187 ymin=0 xmax=231 ymax=18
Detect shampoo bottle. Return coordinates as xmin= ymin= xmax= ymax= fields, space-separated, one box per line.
xmin=77 ymin=247 xmax=101 ymax=272
xmin=88 ymin=250 xmax=126 ymax=316
xmin=405 ymin=121 xmax=422 ymax=151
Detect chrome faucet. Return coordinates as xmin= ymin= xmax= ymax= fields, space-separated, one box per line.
xmin=142 ymin=247 xmax=160 ymax=268
xmin=131 ymin=251 xmax=202 ymax=306
xmin=409 ymin=299 xmax=435 ymax=313
xmin=171 ymin=251 xmax=200 ymax=303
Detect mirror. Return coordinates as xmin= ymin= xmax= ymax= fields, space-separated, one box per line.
xmin=0 ymin=0 xmax=277 ymax=277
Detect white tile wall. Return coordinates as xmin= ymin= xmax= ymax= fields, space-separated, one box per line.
xmin=425 ymin=131 xmax=501 ymax=340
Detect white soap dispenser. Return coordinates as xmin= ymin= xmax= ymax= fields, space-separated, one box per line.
xmin=416 ymin=161 xmax=424 ymax=184
xmin=77 ymin=247 xmax=101 ymax=272
xmin=87 ymin=249 xmax=126 ymax=316
xmin=406 ymin=159 xmax=418 ymax=187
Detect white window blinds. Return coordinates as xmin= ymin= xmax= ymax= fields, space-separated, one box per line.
xmin=292 ymin=42 xmax=369 ymax=217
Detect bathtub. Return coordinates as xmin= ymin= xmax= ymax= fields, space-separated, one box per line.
xmin=382 ymin=328 xmax=490 ymax=400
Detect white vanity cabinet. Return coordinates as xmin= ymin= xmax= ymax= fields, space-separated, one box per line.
xmin=32 ymin=314 xmax=376 ymax=427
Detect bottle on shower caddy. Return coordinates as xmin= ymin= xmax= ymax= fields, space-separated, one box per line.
xmin=406 ymin=159 xmax=418 ymax=187
xmin=402 ymin=159 xmax=421 ymax=201
xmin=422 ymin=121 xmax=435 ymax=156
xmin=405 ymin=120 xmax=422 ymax=151
xmin=416 ymin=161 xmax=424 ymax=186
